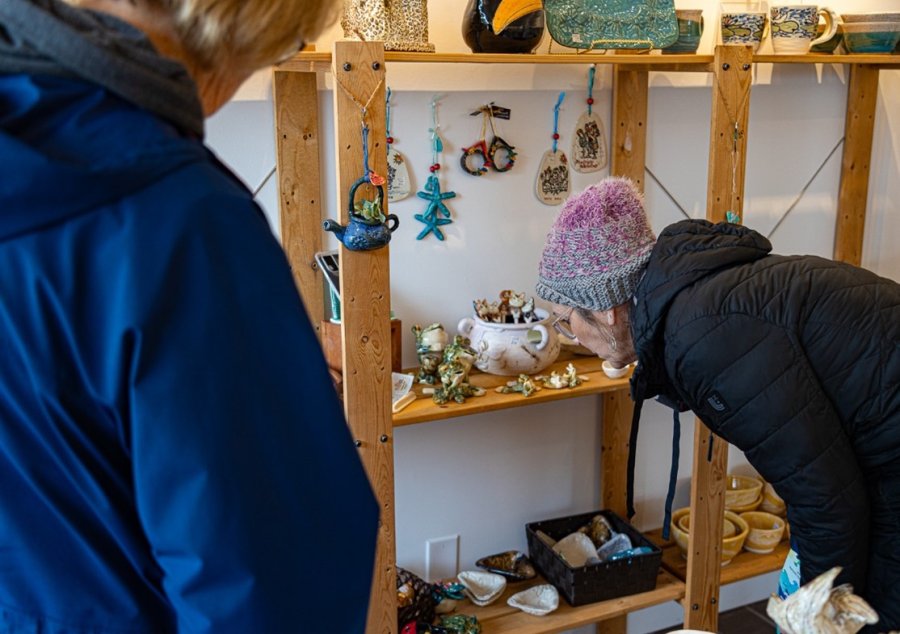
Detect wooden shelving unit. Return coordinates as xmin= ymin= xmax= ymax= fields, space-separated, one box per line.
xmin=273 ymin=44 xmax=891 ymax=634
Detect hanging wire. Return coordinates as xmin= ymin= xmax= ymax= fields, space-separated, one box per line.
xmin=253 ymin=166 xmax=277 ymax=198
xmin=429 ymin=94 xmax=445 ymax=166
xmin=645 ymin=166 xmax=692 ymax=220
xmin=385 ymin=86 xmax=392 ymax=142
xmin=766 ymin=137 xmax=844 ymax=239
xmin=552 ymin=92 xmax=565 ymax=153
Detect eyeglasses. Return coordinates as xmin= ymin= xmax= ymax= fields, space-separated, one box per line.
xmin=551 ymin=307 xmax=578 ymax=341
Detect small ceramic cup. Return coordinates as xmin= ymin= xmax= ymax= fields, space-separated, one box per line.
xmin=770 ymin=5 xmax=838 ymax=54
xmin=721 ymin=3 xmax=769 ymax=52
xmin=663 ymin=9 xmax=705 ymax=54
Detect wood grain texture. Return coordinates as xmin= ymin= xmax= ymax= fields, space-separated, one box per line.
xmin=611 ymin=68 xmax=648 ymax=191
xmin=273 ymin=70 xmax=325 ymax=334
xmin=683 ymin=421 xmax=729 ymax=631
xmin=835 ymin=64 xmax=880 ymax=266
xmin=332 ymin=41 xmax=396 ymax=634
xmin=707 ymin=45 xmax=753 ymax=224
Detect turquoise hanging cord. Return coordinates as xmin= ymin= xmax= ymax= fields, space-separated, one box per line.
xmin=587 ymin=66 xmax=595 ymax=116
xmin=430 ymin=94 xmax=445 ymax=165
xmin=361 ymin=122 xmax=372 ymax=181
xmin=552 ymin=92 xmax=565 ymax=153
xmin=385 ymin=87 xmax=392 ymax=145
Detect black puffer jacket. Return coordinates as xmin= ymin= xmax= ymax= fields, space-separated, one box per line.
xmin=630 ymin=220 xmax=900 ymax=628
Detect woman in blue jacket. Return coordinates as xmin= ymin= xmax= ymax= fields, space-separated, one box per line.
xmin=537 ymin=177 xmax=900 ymax=630
xmin=0 ymin=1 xmax=378 ymax=632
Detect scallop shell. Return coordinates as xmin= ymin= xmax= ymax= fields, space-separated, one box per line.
xmin=552 ymin=532 xmax=598 ymax=567
xmin=475 ymin=550 xmax=537 ymax=581
xmin=457 ymin=570 xmax=507 ymax=606
xmin=507 ymin=583 xmax=560 ymax=616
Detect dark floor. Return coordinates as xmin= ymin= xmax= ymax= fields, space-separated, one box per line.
xmin=647 ymin=599 xmax=776 ymax=634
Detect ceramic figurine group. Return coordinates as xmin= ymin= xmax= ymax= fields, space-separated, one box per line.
xmin=413 ymin=323 xmax=486 ymax=405
xmin=472 ymin=289 xmax=535 ymax=324
xmin=495 ymin=363 xmax=588 ymax=397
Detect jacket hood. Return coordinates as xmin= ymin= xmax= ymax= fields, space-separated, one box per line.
xmin=630 ymin=219 xmax=773 ymax=402
xmin=0 ymin=0 xmax=208 ymax=241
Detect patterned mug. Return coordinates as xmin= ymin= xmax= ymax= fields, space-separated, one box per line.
xmin=770 ymin=5 xmax=838 ymax=54
xmin=721 ymin=4 xmax=769 ymax=52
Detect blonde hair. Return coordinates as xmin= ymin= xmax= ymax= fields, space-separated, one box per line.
xmin=72 ymin=0 xmax=336 ymax=69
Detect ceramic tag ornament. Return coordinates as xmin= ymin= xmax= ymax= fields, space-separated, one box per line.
xmin=536 ymin=92 xmax=570 ymax=205
xmin=572 ymin=66 xmax=608 ymax=173
xmin=385 ymin=89 xmax=411 ymax=202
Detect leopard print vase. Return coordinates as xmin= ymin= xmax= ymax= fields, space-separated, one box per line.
xmin=341 ymin=0 xmax=436 ymax=52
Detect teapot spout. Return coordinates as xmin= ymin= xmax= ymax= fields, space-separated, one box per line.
xmin=323 ymin=218 xmax=345 ymax=240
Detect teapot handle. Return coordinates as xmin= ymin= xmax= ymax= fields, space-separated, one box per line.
xmin=385 ymin=214 xmax=400 ymax=233
xmin=457 ymin=317 xmax=475 ymax=337
xmin=531 ymin=324 xmax=549 ymax=351
xmin=348 ymin=176 xmax=385 ymax=215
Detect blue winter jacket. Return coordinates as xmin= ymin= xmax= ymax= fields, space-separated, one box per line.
xmin=0 ymin=4 xmax=378 ymax=633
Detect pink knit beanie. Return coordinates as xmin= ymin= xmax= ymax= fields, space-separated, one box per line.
xmin=536 ymin=177 xmax=656 ymax=311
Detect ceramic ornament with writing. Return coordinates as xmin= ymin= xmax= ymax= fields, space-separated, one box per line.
xmin=385 ymin=88 xmax=411 ymax=202
xmin=572 ymin=65 xmax=608 ymax=173
xmin=536 ymin=92 xmax=570 ymax=206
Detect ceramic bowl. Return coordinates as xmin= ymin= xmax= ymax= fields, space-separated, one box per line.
xmin=552 ymin=532 xmax=598 ymax=567
xmin=841 ymin=13 xmax=900 ymax=23
xmin=677 ymin=513 xmax=737 ymax=539
xmin=759 ymin=481 xmax=787 ymax=516
xmin=739 ymin=511 xmax=786 ymax=554
xmin=507 ymin=584 xmax=559 ymax=616
xmin=457 ymin=570 xmax=507 ymax=607
xmin=726 ymin=494 xmax=762 ymax=514
xmin=841 ymin=22 xmax=900 ymax=53
xmin=670 ymin=508 xmax=749 ymax=566
xmin=725 ymin=474 xmax=763 ymax=510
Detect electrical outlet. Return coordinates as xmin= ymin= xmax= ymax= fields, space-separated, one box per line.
xmin=425 ymin=534 xmax=459 ymax=582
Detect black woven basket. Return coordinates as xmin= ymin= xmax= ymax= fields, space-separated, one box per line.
xmin=525 ymin=509 xmax=662 ymax=606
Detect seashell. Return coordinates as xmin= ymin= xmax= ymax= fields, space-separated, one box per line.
xmin=596 ymin=532 xmax=633 ymax=562
xmin=507 ymin=584 xmax=560 ymax=616
xmin=457 ymin=570 xmax=506 ymax=607
xmin=552 ymin=532 xmax=598 ymax=567
xmin=475 ymin=550 xmax=537 ymax=581
xmin=766 ymin=566 xmax=878 ymax=634
xmin=579 ymin=514 xmax=614 ymax=547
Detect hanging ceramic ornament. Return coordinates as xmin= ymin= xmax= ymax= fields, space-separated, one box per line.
xmin=572 ymin=65 xmax=608 ymax=173
xmin=536 ymin=92 xmax=570 ymax=206
xmin=385 ymin=88 xmax=411 ymax=202
xmin=414 ymin=95 xmax=457 ymax=241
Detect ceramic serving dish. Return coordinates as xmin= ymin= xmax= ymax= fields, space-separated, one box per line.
xmin=475 ymin=550 xmax=537 ymax=581
xmin=671 ymin=507 xmax=749 ymax=566
xmin=725 ymin=474 xmax=763 ymax=510
xmin=739 ymin=511 xmax=786 ymax=554
xmin=507 ymin=584 xmax=560 ymax=616
xmin=457 ymin=570 xmax=506 ymax=607
xmin=841 ymin=22 xmax=900 ymax=53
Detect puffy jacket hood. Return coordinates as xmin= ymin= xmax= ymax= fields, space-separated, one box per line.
xmin=630 ymin=219 xmax=773 ymax=402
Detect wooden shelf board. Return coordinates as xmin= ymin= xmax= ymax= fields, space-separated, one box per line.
xmin=645 ymin=528 xmax=789 ymax=586
xmin=279 ymin=50 xmax=898 ymax=73
xmin=393 ymin=352 xmax=630 ymax=427
xmin=457 ymin=569 xmax=684 ymax=634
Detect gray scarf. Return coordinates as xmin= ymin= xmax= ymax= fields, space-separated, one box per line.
xmin=0 ymin=0 xmax=204 ymax=137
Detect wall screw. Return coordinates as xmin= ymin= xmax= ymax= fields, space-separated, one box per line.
xmin=354 ymin=440 xmax=362 ymax=448
xmin=380 ymin=434 xmax=389 ymax=443
xmin=342 ymin=62 xmax=352 ymax=71
xmin=711 ymin=597 xmax=718 ymax=605
xmin=722 ymin=63 xmax=730 ymax=70
xmin=372 ymin=61 xmax=381 ymax=70
xmin=692 ymin=603 xmax=699 ymax=611
xmin=742 ymin=63 xmax=751 ymax=70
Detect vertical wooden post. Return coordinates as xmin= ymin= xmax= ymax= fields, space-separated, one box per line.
xmin=332 ymin=41 xmax=396 ymax=634
xmin=600 ymin=65 xmax=648 ymax=634
xmin=273 ymin=70 xmax=325 ymax=334
xmin=597 ymin=388 xmax=633 ymax=634
xmin=706 ymin=45 xmax=753 ymax=223
xmin=611 ymin=66 xmax=649 ymax=190
xmin=834 ymin=64 xmax=879 ymax=266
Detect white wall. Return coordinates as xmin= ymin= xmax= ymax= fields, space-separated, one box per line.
xmin=206 ymin=1 xmax=899 ymax=631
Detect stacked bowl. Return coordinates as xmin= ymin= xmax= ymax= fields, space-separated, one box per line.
xmin=840 ymin=13 xmax=900 ymax=53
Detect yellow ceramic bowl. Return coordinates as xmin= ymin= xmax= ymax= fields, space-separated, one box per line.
xmin=677 ymin=513 xmax=737 ymax=538
xmin=725 ymin=475 xmax=763 ymax=510
xmin=740 ymin=511 xmax=785 ymax=554
xmin=727 ymin=494 xmax=762 ymax=514
xmin=759 ymin=481 xmax=786 ymax=516
xmin=670 ymin=508 xmax=749 ymax=566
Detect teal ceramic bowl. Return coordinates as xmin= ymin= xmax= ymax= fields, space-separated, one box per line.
xmin=841 ymin=22 xmax=900 ymax=53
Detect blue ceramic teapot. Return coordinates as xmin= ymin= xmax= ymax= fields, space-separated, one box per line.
xmin=323 ymin=177 xmax=399 ymax=251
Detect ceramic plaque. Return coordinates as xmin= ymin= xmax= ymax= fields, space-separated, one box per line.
xmin=536 ymin=149 xmax=570 ymax=206
xmin=387 ymin=146 xmax=411 ymax=202
xmin=571 ymin=110 xmax=608 ymax=172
